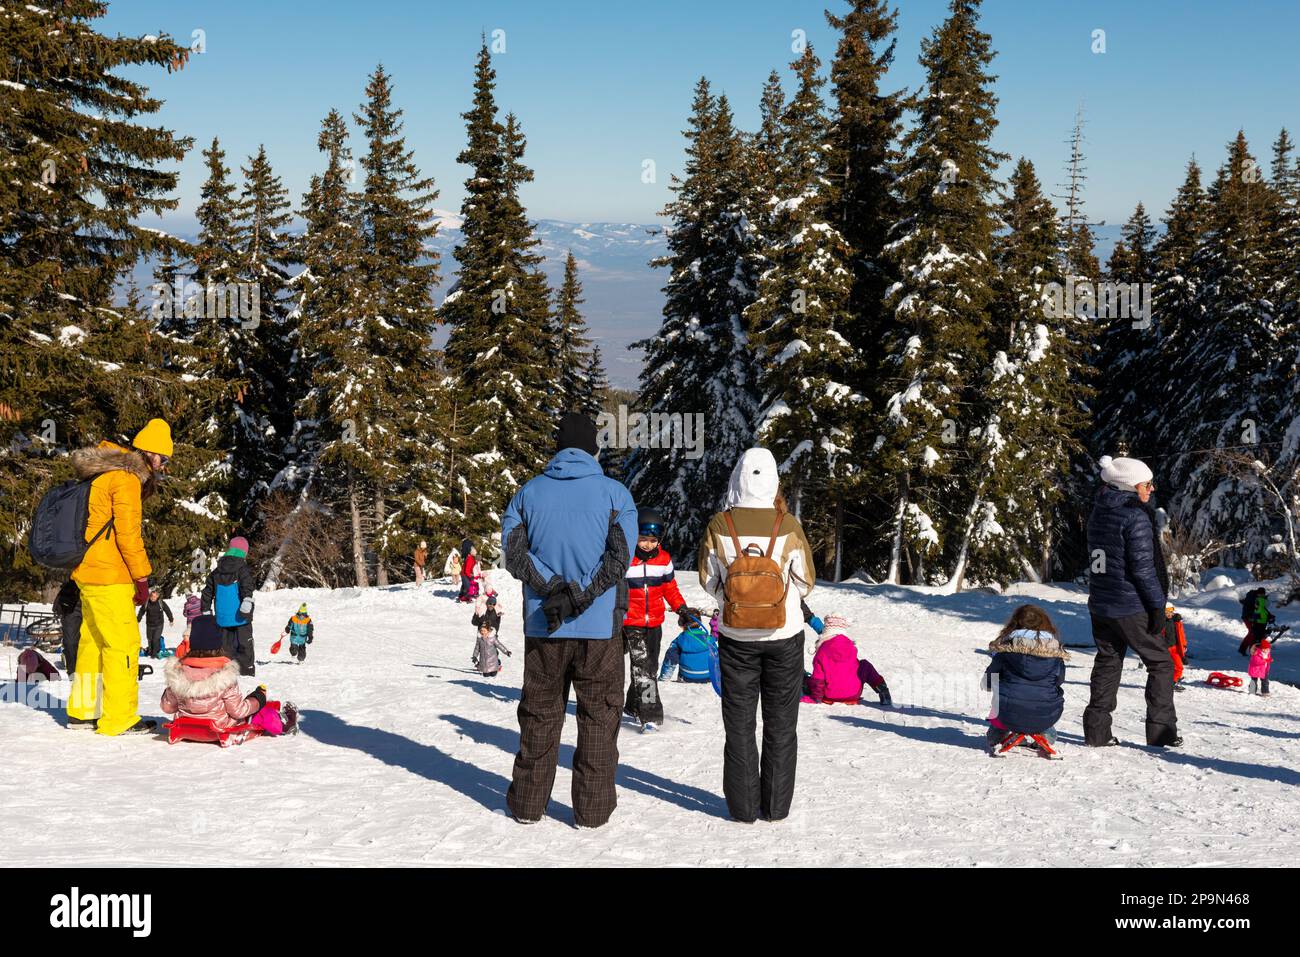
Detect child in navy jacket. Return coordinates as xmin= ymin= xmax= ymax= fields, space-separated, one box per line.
xmin=982 ymin=604 xmax=1068 ymax=756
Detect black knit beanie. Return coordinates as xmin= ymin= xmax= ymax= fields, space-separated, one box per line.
xmin=556 ymin=412 xmax=599 ymax=456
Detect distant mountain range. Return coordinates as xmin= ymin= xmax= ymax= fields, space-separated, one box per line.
xmin=123 ymin=217 xmax=1137 ymax=391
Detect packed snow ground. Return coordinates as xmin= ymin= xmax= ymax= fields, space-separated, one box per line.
xmin=2 ymin=573 xmax=1298 ymax=867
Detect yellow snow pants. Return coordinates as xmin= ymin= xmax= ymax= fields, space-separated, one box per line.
xmin=66 ymin=583 xmax=142 ymax=736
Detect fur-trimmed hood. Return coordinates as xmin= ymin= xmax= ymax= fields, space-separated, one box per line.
xmin=71 ymin=441 xmax=151 ymax=484
xmin=164 ymin=657 xmax=240 ymax=699
xmin=989 ymin=628 xmax=1070 ymax=661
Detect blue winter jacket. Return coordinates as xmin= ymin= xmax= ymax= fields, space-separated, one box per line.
xmin=659 ymin=626 xmax=715 ymax=682
xmin=501 ymin=448 xmax=638 ymax=639
xmin=983 ymin=629 xmax=1067 ymax=735
xmin=1086 ymin=485 xmax=1167 ymax=619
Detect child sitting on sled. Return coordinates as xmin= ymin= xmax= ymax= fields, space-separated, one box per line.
xmin=982 ymin=604 xmax=1067 ymax=757
xmin=160 ymin=615 xmax=297 ymax=735
xmin=659 ymin=607 xmax=717 ymax=684
xmin=799 ymin=606 xmax=892 ymax=706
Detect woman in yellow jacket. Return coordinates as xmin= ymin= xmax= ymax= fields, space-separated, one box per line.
xmin=66 ymin=418 xmax=173 ymax=736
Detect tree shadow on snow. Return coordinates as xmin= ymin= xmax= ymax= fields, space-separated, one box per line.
xmin=439 ymin=713 xmax=730 ymax=821
xmin=827 ymin=712 xmax=979 ymax=751
xmin=297 ymin=709 xmax=564 ymax=817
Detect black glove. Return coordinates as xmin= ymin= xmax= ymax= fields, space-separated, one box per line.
xmin=543 ymin=584 xmax=578 ymax=635
xmin=246 ymin=686 xmax=267 ymax=710
xmin=1147 ymin=608 xmax=1164 ymax=636
xmin=307 ymin=636 xmax=313 ymax=644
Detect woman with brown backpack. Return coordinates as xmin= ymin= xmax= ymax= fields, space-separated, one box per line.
xmin=697 ymin=447 xmax=815 ymax=823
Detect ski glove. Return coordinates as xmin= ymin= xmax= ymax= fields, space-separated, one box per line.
xmin=1147 ymin=608 xmax=1165 ymax=635
xmin=808 ymin=615 xmax=825 ymax=636
xmin=307 ymin=635 xmax=313 ymax=644
xmin=246 ymin=686 xmax=267 ymax=710
xmin=133 ymin=578 xmax=151 ymax=606
xmin=543 ymin=584 xmax=580 ymax=634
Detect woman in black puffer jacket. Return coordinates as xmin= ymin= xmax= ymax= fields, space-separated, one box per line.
xmin=1082 ymin=456 xmax=1180 ymax=748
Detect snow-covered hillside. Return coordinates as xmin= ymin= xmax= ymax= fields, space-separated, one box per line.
xmin=2 ymin=575 xmax=1296 ymax=867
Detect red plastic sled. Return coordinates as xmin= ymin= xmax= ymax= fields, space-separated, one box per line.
xmin=164 ymin=700 xmax=280 ymax=748
xmin=1205 ymin=672 xmax=1243 ymax=690
xmin=995 ymin=731 xmax=1060 ymax=759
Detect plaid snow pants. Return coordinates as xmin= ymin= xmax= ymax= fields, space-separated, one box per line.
xmin=507 ymin=635 xmax=624 ymax=827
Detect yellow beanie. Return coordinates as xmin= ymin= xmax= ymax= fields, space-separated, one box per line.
xmin=132 ymin=418 xmax=173 ymax=457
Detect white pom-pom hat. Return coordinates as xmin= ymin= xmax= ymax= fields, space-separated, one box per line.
xmin=1099 ymin=455 xmax=1153 ymax=491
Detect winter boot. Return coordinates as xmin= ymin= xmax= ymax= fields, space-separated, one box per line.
xmin=118 ymin=718 xmax=159 ymax=735
xmin=873 ymin=681 xmax=892 ymax=707
xmin=641 ymin=721 xmax=659 ymax=733
xmin=67 ymin=716 xmax=97 ymax=730
xmin=281 ymin=701 xmax=300 ymax=735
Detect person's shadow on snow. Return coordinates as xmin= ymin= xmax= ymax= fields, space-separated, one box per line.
xmin=448 ymin=677 xmax=578 ymax=715
xmin=439 ymin=713 xmax=730 ymax=820
xmin=828 ymin=712 xmax=978 ymax=750
xmin=298 ymin=709 xmax=571 ymax=817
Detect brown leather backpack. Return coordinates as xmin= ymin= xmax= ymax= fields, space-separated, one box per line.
xmin=720 ymin=509 xmax=789 ymax=630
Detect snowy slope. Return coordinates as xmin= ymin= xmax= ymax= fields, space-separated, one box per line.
xmin=1 ymin=576 xmax=1296 ymax=867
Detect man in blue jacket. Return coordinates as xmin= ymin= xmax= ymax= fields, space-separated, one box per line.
xmin=501 ymin=413 xmax=638 ymax=827
xmin=1083 ymin=456 xmax=1180 ymax=748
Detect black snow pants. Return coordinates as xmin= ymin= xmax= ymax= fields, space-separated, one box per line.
xmin=61 ymin=610 xmax=82 ymax=675
xmin=718 ymin=631 xmax=804 ymax=823
xmin=291 ymin=642 xmax=307 ymax=662
xmin=507 ymin=636 xmax=625 ymax=827
xmin=145 ymin=623 xmax=164 ymax=658
xmin=1084 ymin=611 xmax=1178 ymax=746
xmin=222 ymin=624 xmax=255 ymax=676
xmin=622 ymin=625 xmax=663 ymax=725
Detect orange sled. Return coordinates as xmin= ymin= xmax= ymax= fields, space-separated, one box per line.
xmin=1205 ymin=672 xmax=1243 ymax=690
xmin=994 ymin=731 xmax=1061 ymax=759
xmin=164 ymin=702 xmax=280 ymax=747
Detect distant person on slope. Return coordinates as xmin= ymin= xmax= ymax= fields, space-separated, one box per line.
xmin=65 ymin=417 xmax=173 ymax=736
xmin=201 ymin=536 xmax=257 ymax=677
xmin=136 ymin=587 xmax=173 ymax=658
xmin=414 ymin=540 xmax=428 ymax=586
xmin=501 ymin=412 xmax=638 ymax=828
xmin=282 ymin=604 xmax=314 ymax=663
xmin=620 ymin=506 xmax=688 ymax=732
xmin=698 ymin=447 xmax=815 ymax=824
xmin=1082 ymin=456 xmax=1180 ymax=748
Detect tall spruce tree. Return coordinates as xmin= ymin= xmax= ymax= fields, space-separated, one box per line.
xmin=553 ymin=251 xmax=594 ymax=412
xmin=351 ymin=64 xmax=443 ymax=584
xmin=746 ymin=46 xmax=865 ymax=579
xmin=630 ymin=80 xmax=762 ymax=564
xmin=441 ymin=45 xmax=555 ymax=550
xmin=579 ymin=346 xmax=610 ymax=420
xmin=875 ymin=0 xmax=1006 ymax=584
xmin=0 ymin=5 xmax=232 ymax=597
xmin=1164 ymin=133 xmax=1284 ymax=557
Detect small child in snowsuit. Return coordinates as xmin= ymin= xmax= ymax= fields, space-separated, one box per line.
xmin=982 ymin=604 xmax=1067 ymax=756
xmin=1165 ymin=603 xmax=1189 ymax=691
xmin=136 ymin=588 xmax=174 ymax=658
xmin=799 ymin=601 xmax=891 ymax=706
xmin=659 ymin=607 xmax=717 ymax=684
xmin=473 ymin=624 xmax=510 ymax=678
xmin=1240 ymin=588 xmax=1275 ymax=657
xmin=471 ymin=592 xmax=502 ymax=667
xmin=1247 ymin=638 xmax=1274 ymax=696
xmin=200 ymin=535 xmax=257 ymax=676
xmin=160 ymin=614 xmax=297 ymax=735
xmin=284 ymin=604 xmax=314 ymax=663
xmin=457 ymin=540 xmax=479 ymax=602
xmin=182 ymin=594 xmax=202 ymax=641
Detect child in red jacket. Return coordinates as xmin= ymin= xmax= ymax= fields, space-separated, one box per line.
xmin=621 ymin=508 xmax=688 ymax=732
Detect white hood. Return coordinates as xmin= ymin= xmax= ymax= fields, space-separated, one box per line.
xmin=725 ymin=448 xmax=780 ymax=509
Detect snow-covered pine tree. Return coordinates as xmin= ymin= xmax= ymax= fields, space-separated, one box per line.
xmin=1092 ymin=201 xmax=1159 ymax=457
xmin=875 ymin=0 xmax=1006 ymax=584
xmin=629 ymin=80 xmax=761 ymax=564
xmin=441 ymin=45 xmax=555 ymax=552
xmin=1164 ymin=132 xmax=1285 ymax=559
xmin=948 ymin=158 xmax=1079 ymax=589
xmin=0 ymin=5 xmax=230 ymax=597
xmin=746 ymin=45 xmax=865 ymax=580
xmin=351 ymin=64 xmax=443 ymax=584
xmin=553 ymin=250 xmax=595 ymax=412
xmin=579 ymin=345 xmax=611 ymax=420
xmin=1055 ymin=109 xmax=1100 ymax=280
xmin=229 ymin=146 xmax=299 ymax=528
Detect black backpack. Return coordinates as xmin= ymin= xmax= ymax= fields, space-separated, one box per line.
xmin=28 ymin=479 xmax=114 ymax=570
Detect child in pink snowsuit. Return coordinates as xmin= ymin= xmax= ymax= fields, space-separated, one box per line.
xmin=1248 ymin=639 xmax=1274 ymax=696
xmin=801 ymin=614 xmax=891 ymax=706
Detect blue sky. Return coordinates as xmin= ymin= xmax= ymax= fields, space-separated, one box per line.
xmin=104 ymin=0 xmax=1300 ymax=227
